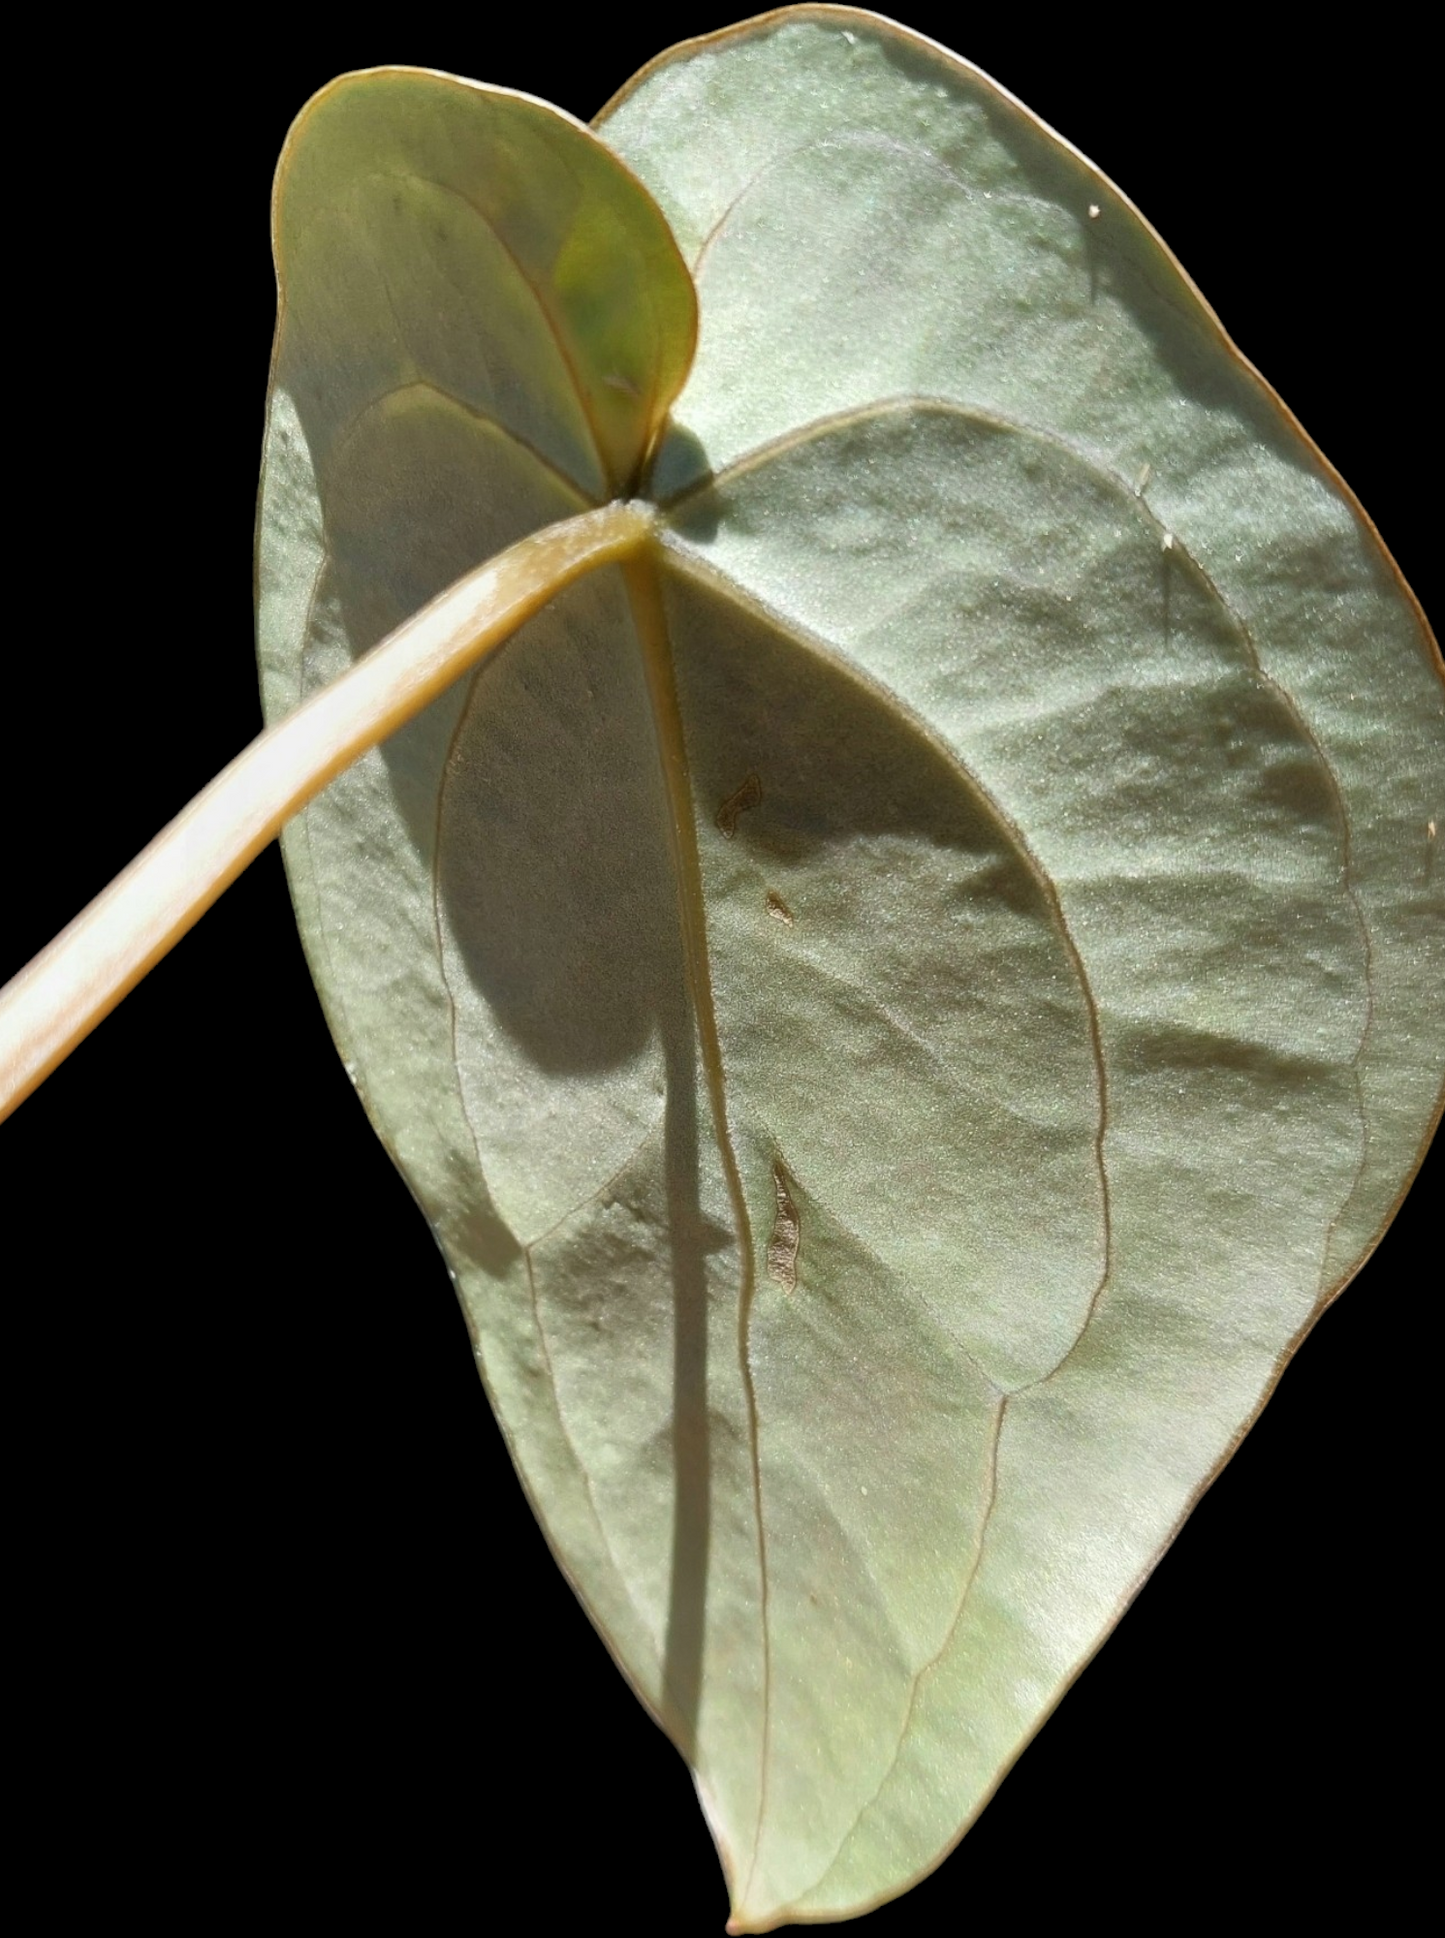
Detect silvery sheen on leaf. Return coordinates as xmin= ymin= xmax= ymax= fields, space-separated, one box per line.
xmin=255 ymin=11 xmax=1443 ymax=1928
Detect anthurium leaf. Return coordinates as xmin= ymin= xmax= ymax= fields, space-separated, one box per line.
xmin=255 ymin=14 xmax=1443 ymax=1932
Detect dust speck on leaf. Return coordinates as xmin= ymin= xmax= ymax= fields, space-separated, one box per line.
xmin=767 ymin=1159 xmax=801 ymax=1293
xmin=716 ymin=771 xmax=762 ymax=837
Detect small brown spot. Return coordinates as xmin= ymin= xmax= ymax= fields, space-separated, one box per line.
xmin=715 ymin=772 xmax=761 ymax=837
xmin=766 ymin=1160 xmax=800 ymax=1293
xmin=766 ymin=891 xmax=794 ymax=926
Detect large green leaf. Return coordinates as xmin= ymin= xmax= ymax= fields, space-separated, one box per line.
xmin=255 ymin=13 xmax=1443 ymax=1927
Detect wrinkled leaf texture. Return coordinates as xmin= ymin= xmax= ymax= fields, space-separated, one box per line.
xmin=249 ymin=12 xmax=1441 ymax=1929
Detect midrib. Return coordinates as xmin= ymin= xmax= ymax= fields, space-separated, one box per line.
xmin=621 ymin=544 xmax=774 ymax=1892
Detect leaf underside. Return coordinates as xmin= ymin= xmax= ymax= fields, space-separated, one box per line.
xmin=256 ymin=13 xmax=1444 ymax=1928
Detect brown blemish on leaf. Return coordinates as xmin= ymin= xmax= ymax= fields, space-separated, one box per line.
xmin=715 ymin=771 xmax=761 ymax=837
xmin=767 ymin=1160 xmax=800 ymax=1293
xmin=765 ymin=890 xmax=794 ymax=926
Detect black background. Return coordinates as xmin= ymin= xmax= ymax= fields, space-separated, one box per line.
xmin=9 ymin=12 xmax=1436 ymax=1928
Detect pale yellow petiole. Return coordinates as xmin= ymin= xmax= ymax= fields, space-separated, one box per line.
xmin=0 ymin=500 xmax=655 ymax=1124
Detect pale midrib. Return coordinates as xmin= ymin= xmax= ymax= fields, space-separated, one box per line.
xmin=621 ymin=548 xmax=772 ymax=1901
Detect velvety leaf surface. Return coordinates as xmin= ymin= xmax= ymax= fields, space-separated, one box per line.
xmin=605 ymin=11 xmax=1442 ymax=1291
xmin=257 ymin=16 xmax=1443 ymax=1930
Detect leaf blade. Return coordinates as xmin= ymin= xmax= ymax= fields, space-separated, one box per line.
xmin=256 ymin=19 xmax=1442 ymax=1931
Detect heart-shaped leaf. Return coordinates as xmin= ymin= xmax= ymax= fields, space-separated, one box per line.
xmin=255 ymin=13 xmax=1443 ymax=1928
